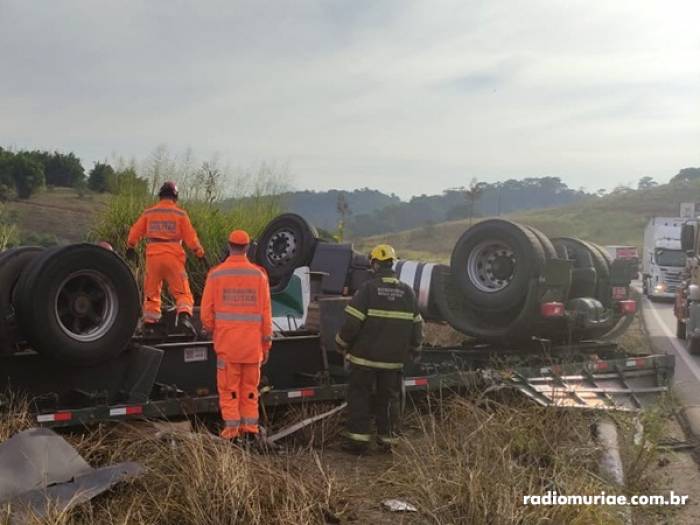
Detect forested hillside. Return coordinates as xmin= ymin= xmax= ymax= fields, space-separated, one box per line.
xmin=254 ymin=177 xmax=591 ymax=236
xmin=358 ymin=167 xmax=700 ymax=261
xmin=348 ymin=177 xmax=589 ymax=236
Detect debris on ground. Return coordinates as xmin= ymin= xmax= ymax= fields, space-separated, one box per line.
xmin=0 ymin=427 xmax=142 ymax=523
xmin=382 ymin=499 xmax=418 ymax=512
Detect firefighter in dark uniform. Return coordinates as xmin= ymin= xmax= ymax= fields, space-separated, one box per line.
xmin=335 ymin=244 xmax=423 ymax=453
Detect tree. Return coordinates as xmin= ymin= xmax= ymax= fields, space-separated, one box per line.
xmin=114 ymin=167 xmax=148 ymax=196
xmin=462 ymin=178 xmax=486 ymax=226
xmin=12 ymin=154 xmax=45 ymax=199
xmin=637 ymin=176 xmax=657 ymax=190
xmin=198 ymin=161 xmax=222 ymax=204
xmin=88 ymin=162 xmax=116 ymax=193
xmin=335 ymin=192 xmax=351 ymax=241
xmin=43 ymin=151 xmax=85 ymax=187
xmin=670 ymin=167 xmax=700 ymax=184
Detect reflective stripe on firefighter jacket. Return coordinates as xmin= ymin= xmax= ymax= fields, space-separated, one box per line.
xmin=337 ymin=268 xmax=423 ymax=368
xmin=200 ymin=254 xmax=273 ymax=364
xmin=127 ymin=199 xmax=204 ymax=258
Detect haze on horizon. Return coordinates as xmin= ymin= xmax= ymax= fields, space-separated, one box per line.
xmin=1 ymin=0 xmax=698 ymax=200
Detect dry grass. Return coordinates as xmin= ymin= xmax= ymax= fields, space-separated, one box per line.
xmin=384 ymin=396 xmax=623 ymax=524
xmin=0 ymin=391 xmax=672 ymax=524
xmin=6 ymin=187 xmax=109 ymax=244
xmin=0 ymin=391 xmax=33 ymax=441
xmin=12 ymin=426 xmax=343 ymax=525
xmin=422 ymin=322 xmax=468 ymax=347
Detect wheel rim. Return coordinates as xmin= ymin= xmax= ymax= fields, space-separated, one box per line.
xmin=55 ymin=270 xmax=118 ymax=342
xmin=466 ymin=241 xmax=516 ymax=292
xmin=265 ymin=229 xmax=297 ymax=267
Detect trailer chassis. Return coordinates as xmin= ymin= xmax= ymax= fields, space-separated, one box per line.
xmin=0 ymin=331 xmax=675 ymax=429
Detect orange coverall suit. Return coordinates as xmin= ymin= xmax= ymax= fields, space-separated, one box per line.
xmin=127 ymin=199 xmax=204 ymax=323
xmin=200 ymin=254 xmax=273 ymax=438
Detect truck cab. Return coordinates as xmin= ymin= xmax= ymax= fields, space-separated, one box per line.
xmin=643 ymin=217 xmax=686 ymax=300
xmin=674 ymin=220 xmax=700 ymax=351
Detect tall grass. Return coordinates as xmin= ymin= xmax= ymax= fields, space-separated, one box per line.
xmin=89 ymin=173 xmax=284 ymax=297
xmin=0 ymin=203 xmax=18 ymax=250
xmin=0 ymin=394 xmax=673 ymax=524
xmin=385 ymin=397 xmax=630 ymax=524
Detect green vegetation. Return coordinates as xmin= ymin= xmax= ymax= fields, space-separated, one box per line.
xmin=90 ymin=172 xmax=283 ymax=297
xmin=271 ymin=178 xmax=590 ymax=237
xmin=0 ymin=147 xmax=86 ymax=200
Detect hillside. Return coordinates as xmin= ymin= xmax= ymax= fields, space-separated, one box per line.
xmin=355 ymin=179 xmax=700 ymax=261
xmin=3 ymin=188 xmax=108 ymax=245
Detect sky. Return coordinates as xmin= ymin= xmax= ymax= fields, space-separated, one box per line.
xmin=1 ymin=0 xmax=698 ymax=199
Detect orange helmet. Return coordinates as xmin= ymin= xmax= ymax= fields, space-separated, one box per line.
xmin=228 ymin=229 xmax=251 ymax=246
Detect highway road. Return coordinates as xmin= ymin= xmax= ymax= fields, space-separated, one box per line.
xmin=638 ymin=289 xmax=700 ymax=433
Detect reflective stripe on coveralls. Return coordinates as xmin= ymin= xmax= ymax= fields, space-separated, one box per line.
xmin=346 ymin=354 xmax=403 ymax=370
xmin=127 ymin=200 xmax=203 ymax=323
xmin=200 ymin=253 xmax=273 ymax=438
xmin=345 ymin=305 xmax=366 ymax=321
xmin=214 ymin=312 xmax=263 ymax=322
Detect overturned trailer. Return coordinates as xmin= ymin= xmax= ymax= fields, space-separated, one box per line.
xmin=0 ymin=215 xmax=672 ymax=427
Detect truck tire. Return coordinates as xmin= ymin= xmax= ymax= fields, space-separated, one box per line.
xmin=0 ymin=247 xmax=44 ymax=353
xmin=582 ymin=241 xmax=612 ymax=307
xmin=14 ymin=244 xmax=140 ymax=365
xmin=525 ymin=226 xmax=558 ymax=259
xmin=677 ymin=318 xmax=687 ymax=340
xmin=450 ymin=219 xmax=545 ymax=311
xmin=253 ymin=213 xmax=318 ymax=282
xmin=551 ymin=238 xmax=598 ymax=299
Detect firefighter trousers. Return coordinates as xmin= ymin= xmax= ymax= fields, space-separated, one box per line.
xmin=143 ymin=252 xmax=194 ymax=323
xmin=346 ymin=365 xmax=402 ymax=445
xmin=216 ymin=359 xmax=261 ymax=439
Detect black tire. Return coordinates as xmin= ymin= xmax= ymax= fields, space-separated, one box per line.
xmin=589 ymin=242 xmax=613 ymax=268
xmin=552 ymin=237 xmax=600 ymax=300
xmin=450 ymin=219 xmax=545 ymax=310
xmin=0 ymin=247 xmax=44 ymax=352
xmin=14 ymin=243 xmax=140 ymax=365
xmin=525 ymin=226 xmax=557 ymax=259
xmin=581 ymin=240 xmax=612 ymax=306
xmin=677 ymin=318 xmax=687 ymax=340
xmin=253 ymin=214 xmax=318 ymax=281
xmin=555 ymin=237 xmax=610 ymax=281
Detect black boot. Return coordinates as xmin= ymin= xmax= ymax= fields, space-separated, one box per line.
xmin=177 ymin=312 xmax=198 ymax=337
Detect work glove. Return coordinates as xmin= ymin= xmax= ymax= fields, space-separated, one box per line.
xmin=262 ymin=352 xmax=269 ymax=365
xmin=125 ymin=248 xmax=138 ymax=263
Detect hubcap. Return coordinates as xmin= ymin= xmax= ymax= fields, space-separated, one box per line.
xmin=466 ymin=241 xmax=517 ymax=292
xmin=55 ymin=270 xmax=118 ymax=342
xmin=266 ymin=230 xmax=297 ymax=267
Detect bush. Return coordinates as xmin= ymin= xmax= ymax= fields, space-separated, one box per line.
xmin=11 ymin=154 xmax=45 ymax=199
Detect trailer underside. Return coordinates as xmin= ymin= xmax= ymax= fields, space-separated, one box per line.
xmin=0 ymin=330 xmax=675 ymax=428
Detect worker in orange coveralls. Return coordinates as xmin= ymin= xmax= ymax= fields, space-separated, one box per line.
xmin=200 ymin=229 xmax=273 ymax=441
xmin=126 ymin=181 xmax=204 ymax=336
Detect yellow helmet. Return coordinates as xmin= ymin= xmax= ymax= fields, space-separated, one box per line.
xmin=370 ymin=244 xmax=397 ymax=262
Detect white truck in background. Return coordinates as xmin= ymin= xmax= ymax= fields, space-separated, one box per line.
xmin=642 ymin=217 xmax=686 ymax=300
